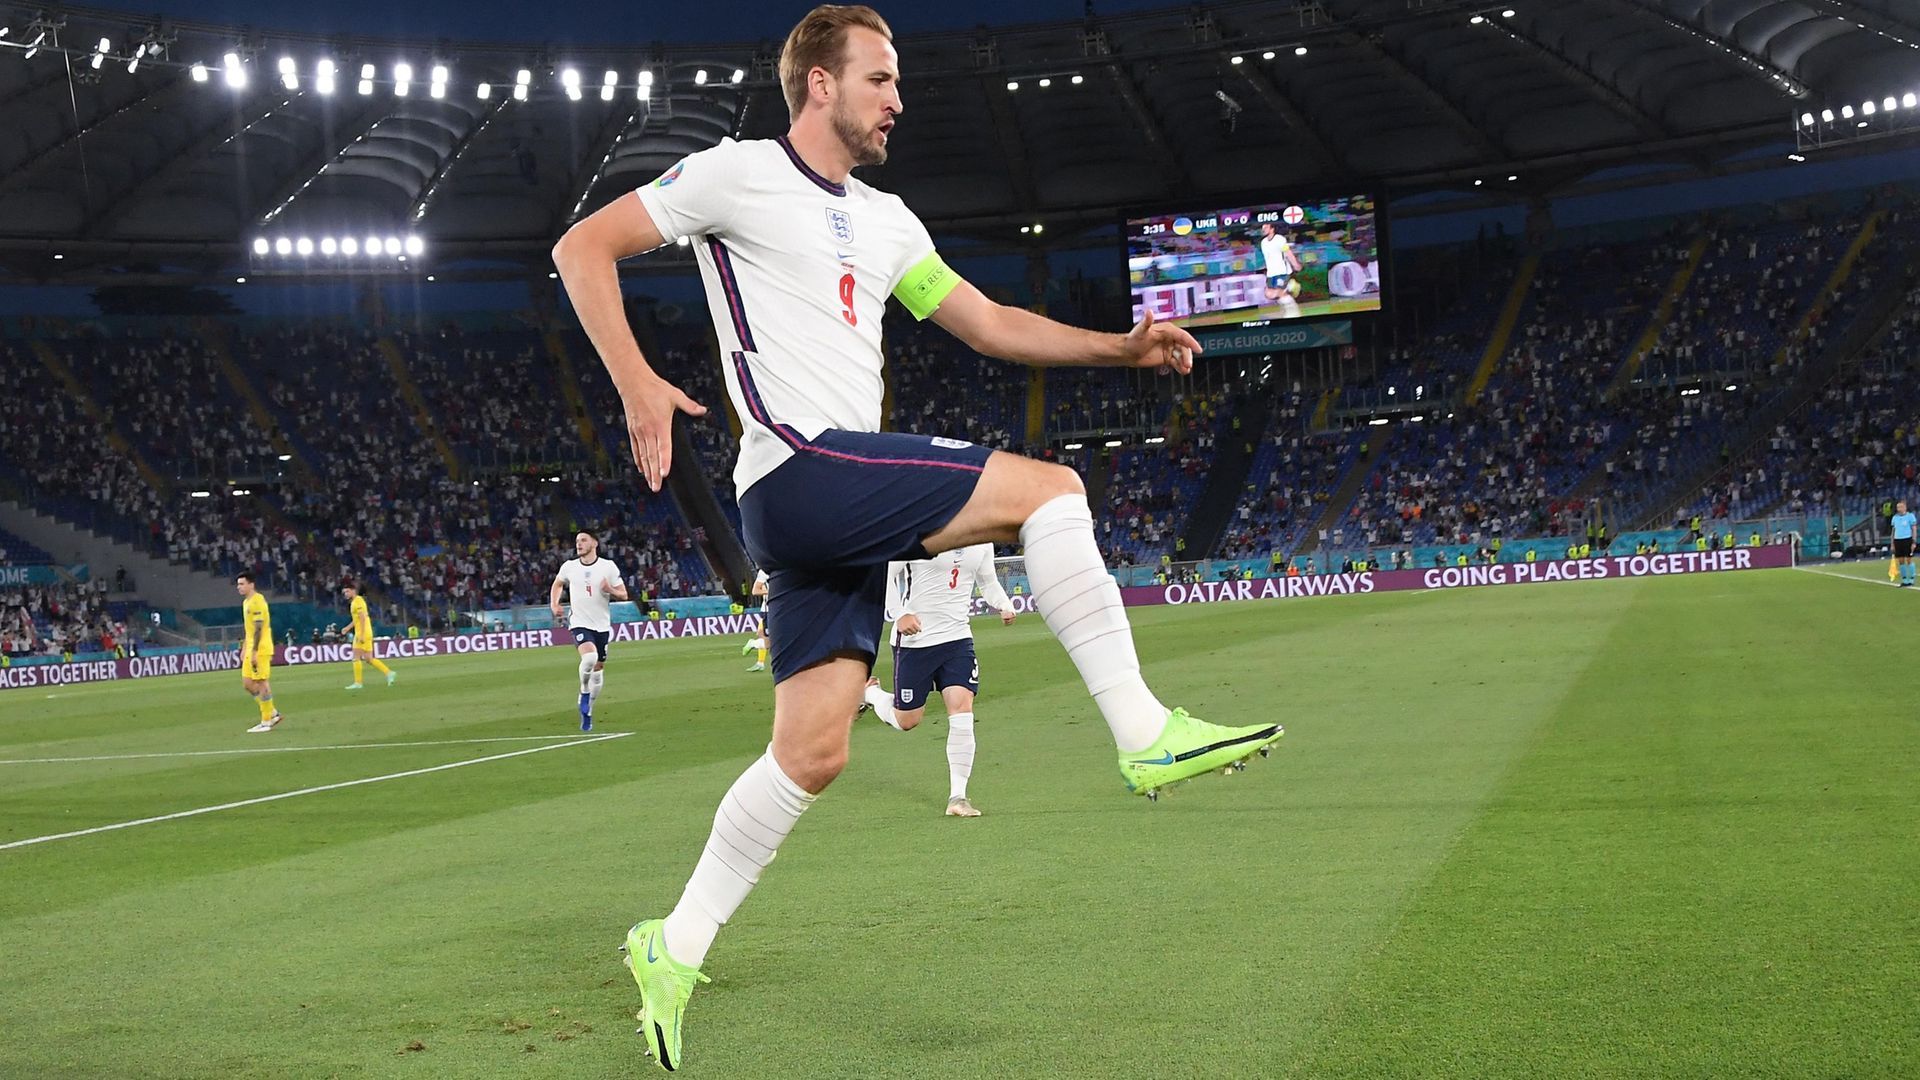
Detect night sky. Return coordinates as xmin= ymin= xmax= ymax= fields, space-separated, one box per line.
xmin=74 ymin=0 xmax=1168 ymax=45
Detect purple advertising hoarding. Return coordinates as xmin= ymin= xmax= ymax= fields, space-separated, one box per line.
xmin=0 ymin=547 xmax=1793 ymax=693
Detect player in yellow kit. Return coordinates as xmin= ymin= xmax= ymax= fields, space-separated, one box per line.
xmin=237 ymin=571 xmax=284 ymax=733
xmin=341 ymin=579 xmax=396 ymax=690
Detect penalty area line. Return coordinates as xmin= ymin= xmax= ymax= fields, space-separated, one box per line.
xmin=0 ymin=732 xmax=637 ymax=765
xmin=0 ymin=732 xmax=631 ymax=851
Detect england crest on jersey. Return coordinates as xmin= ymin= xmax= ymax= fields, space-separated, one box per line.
xmin=826 ymin=208 xmax=854 ymax=244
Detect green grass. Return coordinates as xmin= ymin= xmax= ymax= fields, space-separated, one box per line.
xmin=2 ymin=567 xmax=1915 ymax=1078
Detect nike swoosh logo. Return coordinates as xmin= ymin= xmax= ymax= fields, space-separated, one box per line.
xmin=646 ymin=935 xmax=659 ymax=963
xmin=1130 ymin=751 xmax=1175 ymax=766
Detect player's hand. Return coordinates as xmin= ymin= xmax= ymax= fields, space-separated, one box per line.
xmin=618 ymin=373 xmax=708 ymax=492
xmin=550 ymin=605 xmax=565 ymax=622
xmin=1122 ymin=308 xmax=1200 ymax=375
xmin=999 ymin=608 xmax=1017 ymax=626
xmin=898 ymin=613 xmax=923 ymax=636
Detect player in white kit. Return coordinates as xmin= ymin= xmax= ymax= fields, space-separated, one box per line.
xmin=861 ymin=543 xmax=1016 ymax=816
xmin=549 ymin=530 xmax=628 ymax=732
xmin=552 ymin=6 xmax=1284 ymax=1069
xmin=1259 ymin=220 xmax=1303 ymax=310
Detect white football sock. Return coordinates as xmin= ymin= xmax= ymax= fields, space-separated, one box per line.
xmin=1020 ymin=493 xmax=1167 ymax=752
xmin=577 ymin=653 xmax=596 ymax=693
xmin=864 ymin=683 xmax=902 ymax=730
xmin=588 ymin=669 xmax=604 ymax=706
xmin=947 ymin=711 xmax=975 ymax=800
xmin=662 ymin=750 xmax=815 ymax=969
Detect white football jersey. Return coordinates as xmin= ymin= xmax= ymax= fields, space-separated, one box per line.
xmin=556 ymin=556 xmax=623 ymax=632
xmin=884 ymin=544 xmax=1012 ymax=649
xmin=1260 ymin=233 xmax=1294 ymax=277
xmin=636 ymin=137 xmax=943 ymax=494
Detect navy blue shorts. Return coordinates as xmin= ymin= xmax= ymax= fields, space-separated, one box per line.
xmin=570 ymin=627 xmax=610 ymax=663
xmin=740 ymin=429 xmax=993 ymax=682
xmin=891 ymin=637 xmax=979 ymax=712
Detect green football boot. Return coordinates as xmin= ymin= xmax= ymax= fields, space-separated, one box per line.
xmin=623 ymin=919 xmax=710 ymax=1071
xmin=1117 ymin=708 xmax=1284 ymax=800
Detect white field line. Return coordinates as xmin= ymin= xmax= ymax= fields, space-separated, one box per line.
xmin=1793 ymin=565 xmax=1910 ymax=589
xmin=0 ymin=732 xmax=636 ymax=766
xmin=0 ymin=732 xmax=632 ymax=851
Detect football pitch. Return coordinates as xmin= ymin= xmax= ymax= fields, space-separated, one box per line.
xmin=3 ymin=566 xmax=1914 ymax=1078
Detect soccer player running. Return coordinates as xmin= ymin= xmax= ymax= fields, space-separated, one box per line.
xmin=1259 ymin=220 xmax=1305 ymax=315
xmin=742 ymin=569 xmax=770 ymax=672
xmin=549 ymin=531 xmax=628 ymax=731
xmin=552 ymin=6 xmax=1283 ymax=1069
xmin=861 ymin=543 xmax=1017 ymax=817
xmin=340 ymin=579 xmax=396 ymax=690
xmin=236 ymin=571 xmax=283 ymax=733
xmin=1893 ymin=499 xmax=1916 ymax=587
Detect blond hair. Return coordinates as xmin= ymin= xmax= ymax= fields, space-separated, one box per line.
xmin=779 ymin=5 xmax=893 ymax=122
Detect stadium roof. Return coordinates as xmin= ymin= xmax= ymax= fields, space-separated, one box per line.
xmin=3 ymin=0 xmax=1919 ymax=283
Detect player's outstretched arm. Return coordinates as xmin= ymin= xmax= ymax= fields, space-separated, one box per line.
xmin=552 ymin=196 xmax=706 ymax=492
xmin=929 ymin=277 xmax=1198 ymax=375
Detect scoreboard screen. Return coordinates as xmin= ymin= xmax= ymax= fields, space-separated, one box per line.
xmin=1124 ymin=194 xmax=1382 ymax=329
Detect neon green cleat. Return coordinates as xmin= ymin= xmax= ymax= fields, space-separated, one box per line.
xmin=623 ymin=918 xmax=709 ymax=1071
xmin=1117 ymin=708 xmax=1284 ymax=801
xmin=386 ymin=670 xmax=398 ymax=687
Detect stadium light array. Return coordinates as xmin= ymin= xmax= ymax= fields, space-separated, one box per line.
xmin=477 ymin=82 xmax=491 ymax=99
xmin=562 ymin=67 xmax=581 ymax=101
xmin=90 ymin=37 xmax=109 ymax=71
xmin=317 ymin=58 xmax=335 ymax=95
xmin=1229 ymin=56 xmax=1242 ymax=65
xmin=694 ymin=68 xmax=708 ymax=85
xmin=1103 ymin=439 xmax=1123 ymax=448
xmin=1071 ymin=74 xmax=1083 ymax=84
xmin=191 ymin=62 xmax=208 ymax=82
xmin=732 ymin=68 xmax=744 ymax=83
xmin=394 ymin=62 xmax=412 ymax=97
xmin=222 ymin=52 xmax=246 ymax=89
xmin=252 ymin=234 xmax=425 ymax=261
xmin=278 ymin=56 xmax=296 ymax=90
xmin=1295 ymin=45 xmax=1308 ymax=56
xmin=601 ymin=69 xmax=617 ymax=101
xmin=1007 ymin=80 xmax=1019 ymax=91
xmin=1262 ymin=51 xmax=1275 ymax=60
xmin=515 ymin=68 xmax=531 ymax=101
xmin=1862 ymin=100 xmax=1876 ymax=116
xmin=431 ymin=64 xmax=448 ymax=99
xmin=1062 ymin=442 xmax=1083 ymax=450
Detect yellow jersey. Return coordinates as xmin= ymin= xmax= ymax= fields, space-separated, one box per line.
xmin=350 ymin=595 xmax=372 ymax=640
xmin=243 ymin=593 xmax=272 ymax=654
